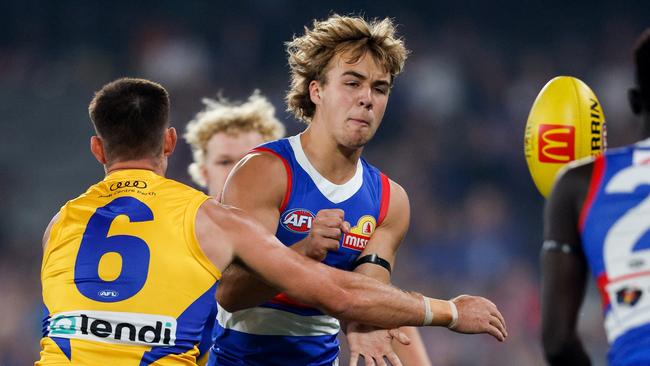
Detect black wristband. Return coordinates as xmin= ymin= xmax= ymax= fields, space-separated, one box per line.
xmin=352 ymin=253 xmax=392 ymax=273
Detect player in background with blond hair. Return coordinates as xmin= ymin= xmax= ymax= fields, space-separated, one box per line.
xmin=212 ymin=14 xmax=504 ymax=366
xmin=184 ymin=90 xmax=285 ymax=364
xmin=185 ymin=91 xmax=286 ymax=200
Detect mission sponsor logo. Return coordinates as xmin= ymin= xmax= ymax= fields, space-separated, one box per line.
xmin=47 ymin=310 xmax=176 ymax=346
xmin=538 ymin=124 xmax=575 ymax=163
xmin=342 ymin=215 xmax=376 ymax=251
xmin=281 ymin=208 xmax=315 ymax=233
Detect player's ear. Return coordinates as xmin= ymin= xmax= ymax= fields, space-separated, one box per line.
xmin=164 ymin=127 xmax=177 ymax=156
xmin=309 ymin=80 xmax=321 ymax=105
xmin=629 ymin=88 xmax=643 ymax=115
xmin=90 ymin=135 xmax=107 ymax=164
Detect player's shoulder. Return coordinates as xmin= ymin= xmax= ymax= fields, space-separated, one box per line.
xmin=228 ymin=148 xmax=290 ymax=187
xmin=558 ymin=155 xmax=596 ymax=182
xmin=386 ymin=178 xmax=408 ymax=202
xmin=549 ymin=155 xmax=596 ymax=210
xmin=197 ymin=198 xmax=261 ymax=235
xmin=161 ymin=174 xmax=207 ymax=194
xmin=376 ymin=176 xmax=409 ymax=230
xmin=252 ymin=137 xmax=293 ymax=159
xmin=42 ymin=212 xmax=61 ymax=250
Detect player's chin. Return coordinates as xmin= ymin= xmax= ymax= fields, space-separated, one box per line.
xmin=342 ymin=135 xmax=371 ymax=150
xmin=345 ymin=129 xmax=374 ymax=147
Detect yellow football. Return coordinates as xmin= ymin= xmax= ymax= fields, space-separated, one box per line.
xmin=524 ymin=76 xmax=606 ymax=197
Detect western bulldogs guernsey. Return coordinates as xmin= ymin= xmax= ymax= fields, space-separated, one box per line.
xmin=210 ymin=135 xmax=390 ymax=366
xmin=580 ymin=139 xmax=650 ymax=365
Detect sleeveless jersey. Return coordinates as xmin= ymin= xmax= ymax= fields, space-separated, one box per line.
xmin=37 ymin=169 xmax=221 ymax=365
xmin=209 ymin=135 xmax=390 ymax=366
xmin=580 ymin=139 xmax=650 ymax=365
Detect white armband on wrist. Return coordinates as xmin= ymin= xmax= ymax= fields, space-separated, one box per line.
xmin=422 ymin=296 xmax=433 ymax=326
xmin=447 ymin=300 xmax=459 ymax=329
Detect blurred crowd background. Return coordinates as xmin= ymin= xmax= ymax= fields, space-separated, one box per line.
xmin=1 ymin=1 xmax=648 ymax=365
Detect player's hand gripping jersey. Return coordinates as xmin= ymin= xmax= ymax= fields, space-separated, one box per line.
xmin=210 ymin=135 xmax=390 ymax=366
xmin=580 ymin=140 xmax=650 ymax=364
xmin=37 ymin=169 xmax=220 ymax=365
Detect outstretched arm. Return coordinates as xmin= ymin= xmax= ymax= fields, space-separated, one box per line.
xmin=196 ymin=198 xmax=508 ymax=336
xmin=541 ymin=161 xmax=592 ymax=366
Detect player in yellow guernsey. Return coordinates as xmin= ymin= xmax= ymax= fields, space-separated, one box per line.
xmin=36 ymin=77 xmax=507 ymax=365
xmin=40 ymin=170 xmax=218 ymax=364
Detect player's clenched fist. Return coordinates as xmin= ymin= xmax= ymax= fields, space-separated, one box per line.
xmin=448 ymin=295 xmax=508 ymax=342
xmin=300 ymin=209 xmax=350 ymax=261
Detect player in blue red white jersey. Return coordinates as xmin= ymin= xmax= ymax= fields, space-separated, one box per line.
xmin=184 ymin=90 xmax=286 ymax=364
xmin=541 ymin=28 xmax=650 ymax=365
xmin=211 ymin=14 xmax=507 ymax=366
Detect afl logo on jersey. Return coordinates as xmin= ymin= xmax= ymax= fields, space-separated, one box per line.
xmin=98 ymin=290 xmax=119 ymax=299
xmin=281 ymin=208 xmax=314 ymax=233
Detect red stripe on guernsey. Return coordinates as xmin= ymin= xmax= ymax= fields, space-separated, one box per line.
xmin=378 ymin=173 xmax=390 ymax=225
xmin=596 ymin=272 xmax=611 ymax=310
xmin=597 ymin=270 xmax=650 ymax=311
xmin=578 ymin=156 xmax=606 ymax=232
xmin=269 ymin=292 xmax=315 ymax=310
xmin=251 ymin=147 xmax=292 ymax=212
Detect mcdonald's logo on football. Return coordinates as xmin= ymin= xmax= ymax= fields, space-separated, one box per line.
xmin=538 ymin=124 xmax=575 ymax=163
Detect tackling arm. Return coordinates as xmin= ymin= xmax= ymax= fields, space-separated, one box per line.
xmin=197 ymin=199 xmax=424 ymax=328
xmin=541 ymin=162 xmax=593 ymax=366
xmin=196 ymin=199 xmax=508 ymax=336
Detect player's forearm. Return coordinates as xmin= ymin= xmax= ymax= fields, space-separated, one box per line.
xmin=300 ymin=268 xmax=452 ymax=329
xmin=216 ymin=262 xmax=281 ymax=312
xmin=216 ymin=239 xmax=318 ymax=311
xmin=543 ymin=335 xmax=591 ymax=366
xmin=392 ymin=327 xmax=432 ymax=366
xmin=340 ymin=287 xmax=452 ymax=329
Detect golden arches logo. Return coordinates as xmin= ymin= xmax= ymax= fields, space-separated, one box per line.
xmin=538 ymin=124 xmax=575 ymax=163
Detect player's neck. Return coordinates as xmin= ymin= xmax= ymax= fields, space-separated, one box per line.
xmin=105 ymin=158 xmax=165 ymax=177
xmin=641 ymin=115 xmax=650 ymax=140
xmin=300 ymin=127 xmax=361 ymax=184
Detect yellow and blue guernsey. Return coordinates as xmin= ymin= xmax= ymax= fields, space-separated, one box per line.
xmin=37 ymin=169 xmax=220 ymax=365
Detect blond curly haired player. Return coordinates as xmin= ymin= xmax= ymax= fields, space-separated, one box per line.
xmin=185 ymin=91 xmax=285 ymax=199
